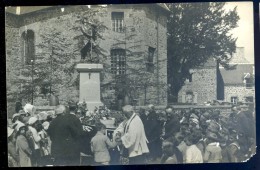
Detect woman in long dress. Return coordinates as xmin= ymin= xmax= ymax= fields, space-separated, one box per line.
xmin=16 ymin=123 xmax=32 ymax=167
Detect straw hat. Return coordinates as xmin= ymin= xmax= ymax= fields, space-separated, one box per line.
xmin=15 ymin=122 xmax=25 ymax=131
xmin=12 ymin=113 xmax=20 ymax=120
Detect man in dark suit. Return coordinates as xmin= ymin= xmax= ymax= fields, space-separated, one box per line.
xmin=47 ymin=105 xmax=83 ymax=166
xmin=163 ymin=106 xmax=180 ymax=140
xmin=141 ymin=104 xmax=162 ymax=161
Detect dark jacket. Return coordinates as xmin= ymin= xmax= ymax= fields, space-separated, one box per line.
xmin=239 ymin=111 xmax=254 ymax=138
xmin=48 ymin=114 xmax=83 ymax=159
xmin=141 ymin=111 xmax=161 ymax=142
xmin=164 ymin=116 xmax=180 ymax=139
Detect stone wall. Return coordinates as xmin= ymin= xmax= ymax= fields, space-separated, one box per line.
xmin=178 ymin=67 xmax=217 ymax=104
xmin=224 ymin=85 xmax=255 ymax=103
xmin=5 ymin=16 xmax=22 ymax=117
xmin=97 ymin=5 xmax=168 ymax=106
xmin=6 ymin=5 xmax=168 ymax=111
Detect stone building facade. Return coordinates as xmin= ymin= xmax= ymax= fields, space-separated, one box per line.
xmin=5 ymin=4 xmax=169 ymax=112
xmin=220 ymin=47 xmax=255 ymax=104
xmin=178 ymin=58 xmax=218 ymax=104
xmin=177 ymin=47 xmax=255 ymax=105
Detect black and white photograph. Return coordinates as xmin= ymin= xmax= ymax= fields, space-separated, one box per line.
xmin=5 ymin=2 xmax=256 ymax=167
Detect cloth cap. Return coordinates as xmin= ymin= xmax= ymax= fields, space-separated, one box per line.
xmin=28 ymin=116 xmax=38 ymax=125
xmin=8 ymin=127 xmax=14 ymax=137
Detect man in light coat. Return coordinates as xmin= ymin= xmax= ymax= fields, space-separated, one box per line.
xmin=120 ymin=105 xmax=149 ymax=164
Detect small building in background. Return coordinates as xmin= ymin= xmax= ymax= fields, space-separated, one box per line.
xmin=178 ymin=47 xmax=255 ymax=105
xmin=178 ymin=58 xmax=218 ymax=104
xmin=219 ymin=47 xmax=255 ymax=104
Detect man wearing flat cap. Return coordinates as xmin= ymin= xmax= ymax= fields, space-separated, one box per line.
xmin=47 ymin=105 xmax=83 ymax=166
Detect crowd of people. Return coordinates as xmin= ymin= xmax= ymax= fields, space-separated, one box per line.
xmin=7 ymin=102 xmax=256 ymax=167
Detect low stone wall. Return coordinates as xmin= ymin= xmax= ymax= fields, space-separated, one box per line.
xmin=134 ymin=104 xmax=249 ymax=115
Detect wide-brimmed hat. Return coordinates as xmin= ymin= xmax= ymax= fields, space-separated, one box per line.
xmin=8 ymin=127 xmax=14 ymax=137
xmin=28 ymin=116 xmax=38 ymax=125
xmin=24 ymin=104 xmax=36 ymax=115
xmin=15 ymin=122 xmax=25 ymax=131
xmin=12 ymin=113 xmax=20 ymax=120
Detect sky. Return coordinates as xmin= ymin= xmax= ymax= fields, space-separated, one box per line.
xmin=224 ymin=2 xmax=254 ymax=64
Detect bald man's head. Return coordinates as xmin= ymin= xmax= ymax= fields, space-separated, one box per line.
xmin=122 ymin=105 xmax=134 ymax=119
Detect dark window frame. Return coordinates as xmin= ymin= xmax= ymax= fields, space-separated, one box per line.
xmin=111 ymin=12 xmax=124 ymax=33
xmin=110 ymin=49 xmax=126 ymax=75
xmin=146 ymin=47 xmax=156 ymax=73
xmin=21 ymin=30 xmax=35 ymax=65
xmin=231 ymin=96 xmax=238 ymax=104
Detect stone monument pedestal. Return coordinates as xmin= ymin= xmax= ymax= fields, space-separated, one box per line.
xmin=76 ymin=63 xmax=103 ymax=111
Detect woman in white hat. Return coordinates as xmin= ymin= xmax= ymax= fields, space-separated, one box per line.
xmin=15 ymin=123 xmax=32 ymax=167
xmin=8 ymin=127 xmax=19 ymax=167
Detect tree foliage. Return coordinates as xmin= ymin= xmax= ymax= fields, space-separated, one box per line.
xmin=72 ymin=7 xmax=108 ymax=64
xmin=167 ymin=2 xmax=239 ymax=102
